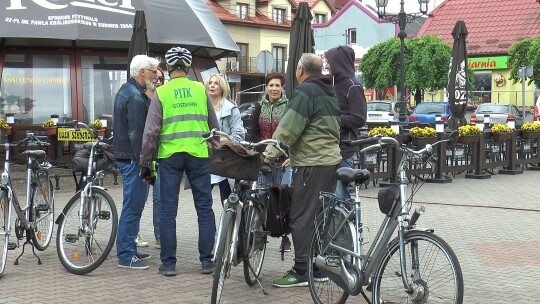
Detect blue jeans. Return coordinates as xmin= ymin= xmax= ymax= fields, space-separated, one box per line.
xmin=335 ymin=155 xmax=354 ymax=200
xmin=116 ymin=160 xmax=149 ymax=264
xmin=153 ymin=171 xmax=161 ymax=240
xmin=159 ymin=153 xmax=215 ymax=266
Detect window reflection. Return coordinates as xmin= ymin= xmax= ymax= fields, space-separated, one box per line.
xmin=0 ymin=54 xmax=71 ymax=124
xmin=81 ymin=56 xmax=128 ymax=124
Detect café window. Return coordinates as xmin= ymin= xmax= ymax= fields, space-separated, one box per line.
xmin=0 ymin=54 xmax=72 ymax=124
xmin=80 ymin=56 xmax=129 ymax=124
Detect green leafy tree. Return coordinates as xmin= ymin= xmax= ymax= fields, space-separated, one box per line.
xmin=508 ymin=36 xmax=540 ymax=86
xmin=359 ymin=35 xmax=474 ymax=103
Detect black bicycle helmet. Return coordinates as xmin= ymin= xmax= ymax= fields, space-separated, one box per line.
xmin=165 ymin=47 xmax=192 ymax=68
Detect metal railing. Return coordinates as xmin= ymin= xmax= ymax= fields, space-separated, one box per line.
xmin=226 ymin=57 xmax=286 ymax=74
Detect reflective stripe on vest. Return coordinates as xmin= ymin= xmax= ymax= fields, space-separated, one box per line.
xmin=156 ymin=77 xmax=210 ymax=158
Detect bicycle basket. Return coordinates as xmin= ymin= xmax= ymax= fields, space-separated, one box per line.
xmin=256 ymin=165 xmax=284 ymax=189
xmin=209 ymin=141 xmax=262 ymax=181
xmin=72 ymin=148 xmax=113 ymax=173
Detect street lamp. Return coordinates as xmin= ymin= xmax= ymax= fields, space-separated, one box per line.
xmin=376 ymin=0 xmax=430 ymax=124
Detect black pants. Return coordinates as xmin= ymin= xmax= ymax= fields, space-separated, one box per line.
xmin=290 ymin=165 xmax=338 ymax=272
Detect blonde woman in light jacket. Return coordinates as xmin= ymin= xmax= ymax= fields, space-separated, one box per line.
xmin=206 ymin=73 xmax=245 ymax=204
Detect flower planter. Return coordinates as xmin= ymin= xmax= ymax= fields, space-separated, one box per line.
xmin=491 ymin=132 xmax=511 ymax=142
xmin=44 ymin=127 xmax=57 ymax=136
xmin=1 ymin=127 xmax=12 ymax=136
xmin=521 ymin=131 xmax=540 ymax=140
xmin=458 ymin=135 xmax=479 ymax=144
xmin=411 ymin=136 xmax=437 ymax=146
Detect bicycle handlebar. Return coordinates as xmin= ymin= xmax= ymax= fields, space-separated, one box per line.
xmin=17 ymin=133 xmax=50 ymax=147
xmin=202 ymin=128 xmax=289 ymax=158
xmin=359 ymin=130 xmax=459 ymax=157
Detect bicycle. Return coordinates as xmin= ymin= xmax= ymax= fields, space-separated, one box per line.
xmin=55 ymin=121 xmax=118 ymax=275
xmin=202 ymin=129 xmax=287 ymax=304
xmin=0 ymin=133 xmax=55 ymax=278
xmin=308 ymin=131 xmax=464 ymax=304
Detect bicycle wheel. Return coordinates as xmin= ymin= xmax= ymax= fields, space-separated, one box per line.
xmin=308 ymin=208 xmax=355 ymax=304
xmin=56 ymin=188 xmax=118 ymax=275
xmin=211 ymin=210 xmax=234 ymax=304
xmin=243 ymin=206 xmax=267 ymax=286
xmin=372 ymin=230 xmax=464 ymax=304
xmin=31 ymin=179 xmax=54 ymax=251
xmin=0 ymin=189 xmax=10 ymax=278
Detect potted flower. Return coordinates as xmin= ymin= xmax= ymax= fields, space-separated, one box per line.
xmin=409 ymin=126 xmax=437 ymax=146
xmin=368 ymin=126 xmax=397 ymax=138
xmin=457 ymin=125 xmax=481 ymax=143
xmin=42 ymin=119 xmax=57 ymax=136
xmin=490 ymin=123 xmax=512 ymax=142
xmin=0 ymin=118 xmax=12 ymax=136
xmin=91 ymin=119 xmax=105 ymax=136
xmin=520 ymin=122 xmax=540 ymax=139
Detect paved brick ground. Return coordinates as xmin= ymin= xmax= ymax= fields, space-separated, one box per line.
xmin=0 ymin=165 xmax=539 ymax=303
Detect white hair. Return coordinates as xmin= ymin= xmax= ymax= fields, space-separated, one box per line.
xmin=130 ymin=55 xmax=159 ymax=77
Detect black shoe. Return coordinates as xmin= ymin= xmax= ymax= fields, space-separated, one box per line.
xmin=201 ymin=260 xmax=215 ymax=274
xmin=136 ymin=252 xmax=151 ymax=261
xmin=158 ymin=264 xmax=176 ymax=277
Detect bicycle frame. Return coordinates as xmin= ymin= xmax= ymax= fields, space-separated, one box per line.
xmin=317 ymin=145 xmax=435 ymax=294
xmin=1 ymin=143 xmax=51 ymax=232
xmin=214 ymin=179 xmax=259 ymax=267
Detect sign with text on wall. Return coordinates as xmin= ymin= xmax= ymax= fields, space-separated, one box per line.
xmin=57 ymin=128 xmax=95 ymax=142
xmin=468 ymin=56 xmax=508 ymax=70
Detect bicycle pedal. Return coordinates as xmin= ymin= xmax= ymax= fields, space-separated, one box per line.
xmin=35 ymin=204 xmax=49 ymax=212
xmin=7 ymin=242 xmax=17 ymax=250
xmin=65 ymin=234 xmax=78 ymax=243
xmin=98 ymin=210 xmax=110 ymax=220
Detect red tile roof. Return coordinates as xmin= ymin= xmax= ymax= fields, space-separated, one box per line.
xmin=418 ymin=0 xmax=540 ymax=56
xmin=289 ymin=0 xmax=336 ymax=13
xmin=207 ymin=0 xmax=291 ymax=29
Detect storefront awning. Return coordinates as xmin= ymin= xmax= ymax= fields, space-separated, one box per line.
xmin=0 ymin=0 xmax=239 ymax=60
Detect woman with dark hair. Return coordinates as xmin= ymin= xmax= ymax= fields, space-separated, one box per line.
xmin=250 ymin=73 xmax=292 ymax=252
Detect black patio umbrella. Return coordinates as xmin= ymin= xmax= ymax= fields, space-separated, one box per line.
xmin=285 ymin=2 xmax=315 ymax=94
xmin=127 ymin=10 xmax=149 ymax=78
xmin=447 ymin=20 xmax=469 ymax=130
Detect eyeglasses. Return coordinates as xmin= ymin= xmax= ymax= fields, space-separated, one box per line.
xmin=158 ymin=77 xmax=165 ymax=82
xmin=145 ymin=68 xmax=158 ymax=74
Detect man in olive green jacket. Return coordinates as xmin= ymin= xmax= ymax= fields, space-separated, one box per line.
xmin=263 ymin=53 xmax=341 ymax=287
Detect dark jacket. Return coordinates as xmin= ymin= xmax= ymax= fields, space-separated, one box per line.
xmin=263 ymin=74 xmax=341 ymax=167
xmin=325 ymin=45 xmax=367 ymax=159
xmin=113 ymin=78 xmax=150 ymax=164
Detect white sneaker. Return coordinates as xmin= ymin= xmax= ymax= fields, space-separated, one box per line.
xmin=135 ymin=234 xmax=149 ymax=247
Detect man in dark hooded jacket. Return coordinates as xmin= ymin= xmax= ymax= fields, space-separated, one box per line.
xmin=263 ymin=53 xmax=341 ymax=287
xmin=325 ymin=45 xmax=367 ymax=199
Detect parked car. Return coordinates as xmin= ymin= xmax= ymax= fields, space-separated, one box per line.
xmin=408 ymin=102 xmax=451 ymax=126
xmin=366 ymin=100 xmax=402 ymax=125
xmin=470 ymin=103 xmax=524 ymax=127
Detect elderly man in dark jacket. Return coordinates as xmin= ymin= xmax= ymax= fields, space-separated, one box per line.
xmin=325 ymin=45 xmax=367 ymax=199
xmin=113 ymin=54 xmax=159 ymax=270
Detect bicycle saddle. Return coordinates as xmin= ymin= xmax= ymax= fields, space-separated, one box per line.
xmin=22 ymin=150 xmax=46 ymax=159
xmin=335 ymin=167 xmax=371 ymax=184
